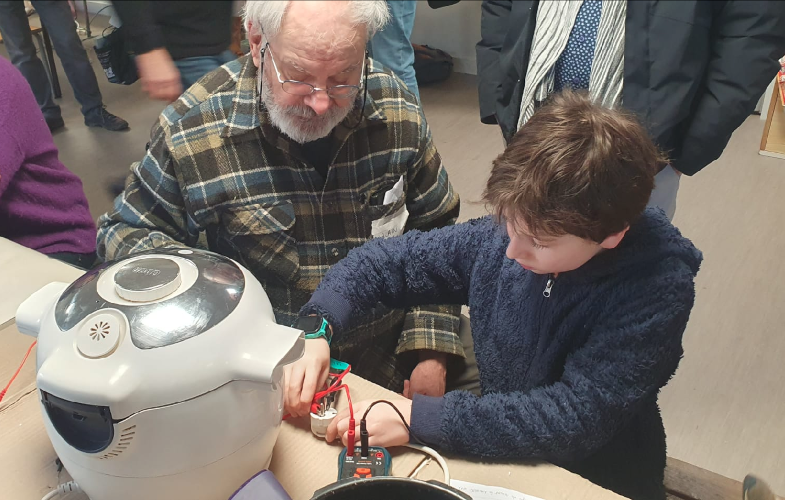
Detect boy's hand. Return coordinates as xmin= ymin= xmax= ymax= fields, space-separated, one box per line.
xmin=283 ymin=338 xmax=330 ymax=418
xmin=326 ymin=398 xmax=412 ymax=448
xmin=404 ymin=351 xmax=447 ymax=399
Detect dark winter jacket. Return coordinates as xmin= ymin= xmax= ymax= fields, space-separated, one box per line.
xmin=111 ymin=1 xmax=233 ymax=61
xmin=302 ymin=209 xmax=703 ymax=499
xmin=476 ymin=0 xmax=785 ymax=175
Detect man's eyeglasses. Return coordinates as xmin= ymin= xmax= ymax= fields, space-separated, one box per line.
xmin=264 ymin=43 xmax=365 ymax=100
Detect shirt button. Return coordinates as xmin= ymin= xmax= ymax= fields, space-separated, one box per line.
xmin=331 ymin=248 xmax=340 ymax=257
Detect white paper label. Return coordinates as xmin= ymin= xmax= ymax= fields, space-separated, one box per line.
xmin=371 ymin=203 xmax=409 ymax=239
xmin=383 ymin=175 xmax=405 ymax=206
xmin=449 ymin=479 xmax=545 ymax=500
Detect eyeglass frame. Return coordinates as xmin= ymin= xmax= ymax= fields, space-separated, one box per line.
xmin=263 ymin=42 xmax=366 ymax=100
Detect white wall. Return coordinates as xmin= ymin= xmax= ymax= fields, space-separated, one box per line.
xmin=74 ymin=0 xmax=120 ymax=27
xmin=411 ymin=0 xmax=481 ymax=75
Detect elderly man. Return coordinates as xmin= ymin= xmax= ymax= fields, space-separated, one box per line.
xmin=97 ymin=0 xmax=464 ymax=413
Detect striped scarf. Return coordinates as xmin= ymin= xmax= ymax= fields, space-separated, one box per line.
xmin=517 ymin=0 xmax=626 ymax=130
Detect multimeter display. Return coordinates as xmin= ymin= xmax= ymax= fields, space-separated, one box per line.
xmin=337 ymin=446 xmax=392 ymax=480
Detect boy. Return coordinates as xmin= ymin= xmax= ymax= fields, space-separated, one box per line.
xmin=288 ymin=91 xmax=702 ymax=499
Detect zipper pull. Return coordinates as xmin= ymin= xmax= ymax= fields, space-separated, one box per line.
xmin=543 ymin=276 xmax=555 ymax=298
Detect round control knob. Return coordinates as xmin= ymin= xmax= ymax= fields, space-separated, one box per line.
xmin=114 ymin=257 xmax=182 ymax=302
xmin=77 ymin=312 xmax=122 ymax=358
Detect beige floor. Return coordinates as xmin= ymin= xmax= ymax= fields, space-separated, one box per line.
xmin=3 ymin=27 xmax=784 ymax=494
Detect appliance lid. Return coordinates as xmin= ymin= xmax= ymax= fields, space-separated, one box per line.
xmin=54 ymin=249 xmax=245 ymax=349
xmin=32 ymin=248 xmax=303 ymax=419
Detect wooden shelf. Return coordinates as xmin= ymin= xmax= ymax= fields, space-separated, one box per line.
xmin=760 ymin=79 xmax=785 ymax=159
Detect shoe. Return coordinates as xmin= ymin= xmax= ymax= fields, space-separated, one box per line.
xmin=108 ymin=176 xmax=127 ymax=198
xmin=46 ymin=116 xmax=65 ymax=132
xmin=84 ymin=107 xmax=129 ymax=131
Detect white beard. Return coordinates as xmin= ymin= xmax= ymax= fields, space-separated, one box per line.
xmin=260 ymin=71 xmax=355 ymax=144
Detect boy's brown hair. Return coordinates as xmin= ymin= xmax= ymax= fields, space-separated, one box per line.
xmin=483 ymin=90 xmax=667 ymax=243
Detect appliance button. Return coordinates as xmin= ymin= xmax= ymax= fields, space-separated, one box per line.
xmin=77 ymin=313 xmax=122 ymax=358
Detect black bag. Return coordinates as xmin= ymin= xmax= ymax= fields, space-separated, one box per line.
xmin=413 ymin=44 xmax=453 ymax=85
xmin=427 ymin=0 xmax=461 ymax=8
xmin=93 ymin=26 xmax=138 ymax=85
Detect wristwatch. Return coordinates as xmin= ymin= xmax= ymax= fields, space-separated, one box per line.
xmin=292 ymin=315 xmax=332 ymax=345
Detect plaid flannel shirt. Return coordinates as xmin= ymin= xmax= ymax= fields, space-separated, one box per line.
xmin=97 ymin=55 xmax=463 ymax=390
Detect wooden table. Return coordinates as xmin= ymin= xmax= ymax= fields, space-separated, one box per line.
xmin=0 ymin=239 xmax=750 ymax=499
xmin=0 ymin=239 xmax=622 ymax=500
xmin=0 ymin=369 xmax=623 ymax=500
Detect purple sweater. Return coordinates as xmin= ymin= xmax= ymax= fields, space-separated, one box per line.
xmin=0 ymin=57 xmax=96 ymax=255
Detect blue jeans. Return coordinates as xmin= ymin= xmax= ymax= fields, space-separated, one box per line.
xmin=369 ymin=0 xmax=418 ymax=102
xmin=174 ymin=50 xmax=237 ymax=90
xmin=0 ymin=0 xmax=103 ymax=120
xmin=647 ymin=165 xmax=681 ymax=221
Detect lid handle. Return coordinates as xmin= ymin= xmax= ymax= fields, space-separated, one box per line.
xmin=231 ymin=325 xmax=304 ymax=385
xmin=16 ymin=282 xmax=69 ymax=338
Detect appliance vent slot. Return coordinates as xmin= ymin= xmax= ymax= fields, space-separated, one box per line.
xmin=89 ymin=321 xmax=111 ymax=341
xmin=97 ymin=425 xmax=136 ymax=459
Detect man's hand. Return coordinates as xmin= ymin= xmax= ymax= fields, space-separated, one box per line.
xmin=403 ymin=350 xmax=447 ymax=399
xmin=326 ymin=398 xmax=413 ymax=448
xmin=283 ymin=338 xmax=330 ymax=418
xmin=135 ymin=48 xmax=183 ymax=103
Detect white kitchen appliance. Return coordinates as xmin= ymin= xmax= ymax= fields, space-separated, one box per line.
xmin=15 ymin=248 xmax=304 ymax=500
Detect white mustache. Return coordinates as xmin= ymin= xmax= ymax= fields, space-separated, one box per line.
xmin=287 ymin=106 xmax=318 ymax=118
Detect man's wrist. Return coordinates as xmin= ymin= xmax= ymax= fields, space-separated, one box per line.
xmin=418 ymin=350 xmax=448 ymax=364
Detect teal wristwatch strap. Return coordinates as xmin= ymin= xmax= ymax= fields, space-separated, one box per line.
xmin=303 ymin=317 xmax=331 ymax=344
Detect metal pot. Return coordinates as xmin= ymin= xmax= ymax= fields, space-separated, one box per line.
xmin=311 ymin=477 xmax=471 ymax=500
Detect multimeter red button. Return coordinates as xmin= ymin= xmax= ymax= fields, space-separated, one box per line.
xmin=356 ymin=468 xmax=371 ymax=474
xmin=376 ymin=452 xmax=383 ymax=458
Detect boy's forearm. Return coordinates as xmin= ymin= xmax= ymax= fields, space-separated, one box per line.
xmin=301 ymin=222 xmax=481 ymax=335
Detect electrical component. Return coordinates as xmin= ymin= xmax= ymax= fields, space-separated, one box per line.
xmin=354 ymin=399 xmax=450 ymax=483
xmin=283 ymin=363 xmax=352 ymax=422
xmin=41 ymin=481 xmax=81 ymax=500
xmin=310 ymin=408 xmax=338 ymax=438
xmin=337 ymin=445 xmax=392 ymax=480
xmin=405 ymin=443 xmax=450 ymax=483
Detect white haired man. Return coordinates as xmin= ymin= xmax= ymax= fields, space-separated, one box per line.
xmin=97 ymin=0 xmax=469 ymax=415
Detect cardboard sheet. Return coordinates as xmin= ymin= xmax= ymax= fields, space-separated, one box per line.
xmin=0 ymin=371 xmax=623 ymax=500
xmin=0 ymin=238 xmax=84 ymax=328
xmin=0 ymin=241 xmax=623 ymax=500
xmin=415 ymin=457 xmax=624 ymax=500
xmin=0 ymin=324 xmax=38 ymax=406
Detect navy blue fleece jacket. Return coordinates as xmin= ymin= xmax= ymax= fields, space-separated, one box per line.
xmin=301 ymin=209 xmax=702 ymax=499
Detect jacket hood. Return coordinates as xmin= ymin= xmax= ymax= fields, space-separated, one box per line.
xmin=568 ymin=208 xmax=703 ymax=282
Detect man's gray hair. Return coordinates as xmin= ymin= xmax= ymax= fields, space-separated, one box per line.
xmin=244 ymin=0 xmax=390 ymax=39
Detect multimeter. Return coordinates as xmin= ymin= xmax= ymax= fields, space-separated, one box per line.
xmin=337 ymin=446 xmax=392 ymax=480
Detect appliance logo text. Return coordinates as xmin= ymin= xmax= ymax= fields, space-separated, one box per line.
xmin=132 ymin=267 xmax=161 ymax=276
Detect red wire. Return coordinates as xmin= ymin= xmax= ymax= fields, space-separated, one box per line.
xmin=329 ymin=384 xmax=353 ymax=420
xmin=282 ymin=364 xmax=352 ymax=421
xmin=0 ymin=341 xmax=36 ymax=404
xmin=342 ymin=384 xmax=356 ymax=452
